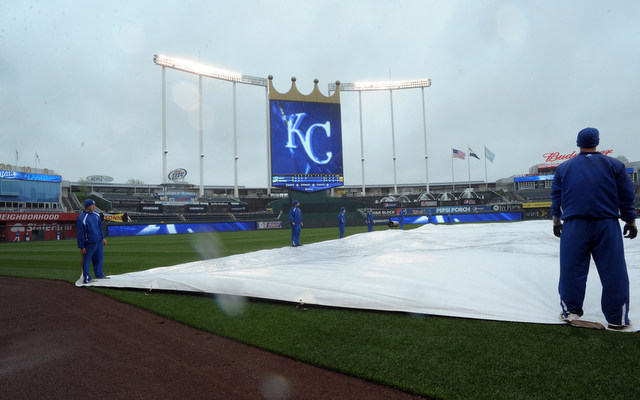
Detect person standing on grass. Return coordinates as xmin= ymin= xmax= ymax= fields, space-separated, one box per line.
xmin=289 ymin=200 xmax=303 ymax=247
xmin=551 ymin=127 xmax=637 ymax=330
xmin=338 ymin=207 xmax=346 ymax=238
xmin=77 ymin=199 xmax=108 ymax=284
xmin=366 ymin=208 xmax=374 ymax=232
xmin=398 ymin=208 xmax=406 ymax=230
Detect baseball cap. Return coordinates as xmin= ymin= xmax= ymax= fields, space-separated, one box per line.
xmin=84 ymin=199 xmax=96 ymax=208
xmin=576 ymin=127 xmax=599 ymax=148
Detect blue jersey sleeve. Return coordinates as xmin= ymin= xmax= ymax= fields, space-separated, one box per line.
xmin=77 ymin=214 xmax=86 ymax=248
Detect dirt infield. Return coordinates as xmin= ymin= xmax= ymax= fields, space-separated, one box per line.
xmin=0 ymin=276 xmax=427 ymax=399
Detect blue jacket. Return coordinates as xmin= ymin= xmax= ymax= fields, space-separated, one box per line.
xmin=338 ymin=212 xmax=346 ymax=226
xmin=551 ymin=152 xmax=636 ymax=222
xmin=366 ymin=211 xmax=374 ymax=224
xmin=289 ymin=206 xmax=302 ymax=227
xmin=398 ymin=209 xmax=406 ymax=220
xmin=77 ymin=211 xmax=104 ymax=248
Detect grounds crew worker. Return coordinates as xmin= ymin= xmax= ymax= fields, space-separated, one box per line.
xmin=551 ymin=127 xmax=637 ymax=330
xmin=289 ymin=200 xmax=303 ymax=247
xmin=77 ymin=199 xmax=108 ymax=284
xmin=338 ymin=207 xmax=346 ymax=238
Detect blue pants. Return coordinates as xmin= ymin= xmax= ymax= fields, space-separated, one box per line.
xmin=82 ymin=241 xmax=105 ymax=281
xmin=559 ymin=218 xmax=630 ymax=325
xmin=291 ymin=226 xmax=301 ymax=246
xmin=339 ymin=224 xmax=345 ymax=238
xmin=367 ymin=223 xmax=373 ymax=232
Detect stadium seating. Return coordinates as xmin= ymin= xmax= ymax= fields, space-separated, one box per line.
xmin=517 ymin=189 xmax=552 ymax=202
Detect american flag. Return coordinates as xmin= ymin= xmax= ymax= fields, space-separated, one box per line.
xmin=452 ymin=148 xmax=466 ymax=160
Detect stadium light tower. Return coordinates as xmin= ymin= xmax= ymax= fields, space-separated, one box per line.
xmin=153 ymin=54 xmax=268 ymax=197
xmin=329 ymin=78 xmax=432 ymax=195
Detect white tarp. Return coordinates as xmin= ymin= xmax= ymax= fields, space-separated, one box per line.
xmin=81 ymin=220 xmax=640 ymax=330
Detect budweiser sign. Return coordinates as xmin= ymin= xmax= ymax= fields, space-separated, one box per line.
xmin=543 ymin=149 xmax=613 ymax=163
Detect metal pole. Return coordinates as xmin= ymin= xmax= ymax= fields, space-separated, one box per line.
xmin=358 ymin=91 xmax=365 ymax=196
xmin=199 ymin=75 xmax=204 ymax=197
xmin=421 ymin=87 xmax=429 ymax=193
xmin=451 ymin=149 xmax=455 ymax=191
xmin=233 ymin=82 xmax=239 ymax=198
xmin=467 ymin=145 xmax=471 ymax=189
xmin=389 ymin=89 xmax=397 ymax=195
xmin=265 ymin=86 xmax=272 ymax=196
xmin=162 ymin=66 xmax=167 ymax=184
xmin=484 ymin=145 xmax=489 ymax=189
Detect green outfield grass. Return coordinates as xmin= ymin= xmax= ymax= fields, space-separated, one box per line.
xmin=1 ymin=225 xmax=639 ymax=399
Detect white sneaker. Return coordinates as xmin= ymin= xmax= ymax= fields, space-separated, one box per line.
xmin=560 ymin=312 xmax=581 ymax=322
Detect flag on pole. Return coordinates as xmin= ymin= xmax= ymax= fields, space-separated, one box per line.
xmin=36 ymin=153 xmax=40 ymax=165
xmin=484 ymin=146 xmax=495 ymax=163
xmin=452 ymin=148 xmax=466 ymax=160
xmin=469 ymin=147 xmax=480 ymax=160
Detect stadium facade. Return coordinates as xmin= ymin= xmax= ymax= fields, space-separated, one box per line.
xmin=1 ymin=159 xmax=638 ymax=241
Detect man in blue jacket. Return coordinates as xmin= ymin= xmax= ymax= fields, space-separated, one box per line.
xmin=398 ymin=208 xmax=406 ymax=229
xmin=366 ymin=208 xmax=374 ymax=232
xmin=551 ymin=127 xmax=637 ymax=330
xmin=338 ymin=207 xmax=346 ymax=238
xmin=77 ymin=199 xmax=108 ymax=283
xmin=289 ymin=200 xmax=302 ymax=247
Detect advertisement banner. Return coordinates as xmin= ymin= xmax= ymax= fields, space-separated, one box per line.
xmin=0 ymin=212 xmax=78 ymax=222
xmin=388 ymin=212 xmax=522 ymax=225
xmin=523 ymin=209 xmax=551 ymax=219
xmin=491 ymin=204 xmax=523 ymax=212
xmin=139 ymin=204 xmax=162 ymax=213
xmin=371 ymin=209 xmax=397 ymax=216
xmin=3 ymin=221 xmax=76 ymax=241
xmin=257 ymin=221 xmax=283 ymax=230
xmin=108 ymin=222 xmax=255 ymax=237
xmin=0 ymin=170 xmax=62 ymax=182
xmin=522 ymin=202 xmax=551 ymax=208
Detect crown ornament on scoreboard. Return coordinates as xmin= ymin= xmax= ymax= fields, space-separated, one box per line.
xmin=268 ymin=75 xmax=340 ymax=104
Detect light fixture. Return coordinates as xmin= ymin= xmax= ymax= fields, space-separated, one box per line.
xmin=153 ymin=54 xmax=267 ymax=87
xmin=329 ymin=78 xmax=431 ymax=92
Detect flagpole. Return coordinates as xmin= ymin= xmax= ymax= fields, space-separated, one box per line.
xmin=484 ymin=145 xmax=488 ymax=189
xmin=467 ymin=144 xmax=471 ymax=188
xmin=451 ymin=148 xmax=455 ymax=191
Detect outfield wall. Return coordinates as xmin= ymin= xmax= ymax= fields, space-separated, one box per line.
xmin=107 ymin=221 xmax=258 ymax=237
xmin=105 ymin=211 xmax=524 ymax=238
xmin=389 ymin=212 xmax=522 ymax=226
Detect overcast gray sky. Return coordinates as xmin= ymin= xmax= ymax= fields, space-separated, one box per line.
xmin=2 ymin=0 xmax=639 ymax=189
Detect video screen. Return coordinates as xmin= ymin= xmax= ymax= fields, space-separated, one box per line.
xmin=107 ymin=222 xmax=255 ymax=237
xmin=270 ymin=100 xmax=343 ymax=192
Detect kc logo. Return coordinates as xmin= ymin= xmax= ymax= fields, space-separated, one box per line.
xmin=284 ymin=113 xmax=332 ymax=165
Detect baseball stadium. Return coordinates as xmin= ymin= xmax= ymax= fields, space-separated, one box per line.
xmin=3 ymin=70 xmax=640 ymax=398
xmin=3 ymin=10 xmax=640 ymax=395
